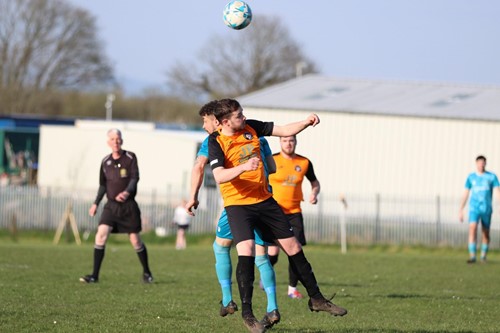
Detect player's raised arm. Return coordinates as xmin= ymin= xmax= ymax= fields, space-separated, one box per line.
xmin=272 ymin=113 xmax=320 ymax=137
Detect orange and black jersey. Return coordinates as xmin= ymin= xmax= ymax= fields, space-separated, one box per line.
xmin=209 ymin=120 xmax=274 ymax=207
xmin=269 ymin=153 xmax=317 ymax=214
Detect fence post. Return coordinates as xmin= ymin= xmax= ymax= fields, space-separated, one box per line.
xmin=46 ymin=187 xmax=52 ymax=229
xmin=436 ymin=195 xmax=441 ymax=246
xmin=374 ymin=193 xmax=381 ymax=244
xmin=339 ymin=195 xmax=348 ymax=254
xmin=317 ymin=198 xmax=323 ymax=243
xmin=10 ymin=213 xmax=18 ymax=242
xmin=151 ymin=188 xmax=157 ymax=228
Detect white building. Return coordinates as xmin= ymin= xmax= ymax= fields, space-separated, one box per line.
xmin=239 ymin=74 xmax=500 ymax=199
xmin=37 ymin=120 xmax=206 ymax=200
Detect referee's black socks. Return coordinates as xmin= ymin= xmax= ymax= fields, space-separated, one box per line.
xmin=136 ymin=243 xmax=151 ymax=275
xmin=92 ymin=245 xmax=105 ymax=278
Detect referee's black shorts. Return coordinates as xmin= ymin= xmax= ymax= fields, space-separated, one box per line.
xmin=225 ymin=197 xmax=295 ymax=245
xmin=99 ymin=200 xmax=142 ymax=234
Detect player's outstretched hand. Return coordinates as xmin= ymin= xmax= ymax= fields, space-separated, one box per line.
xmin=306 ymin=113 xmax=320 ymax=127
xmin=185 ymin=198 xmax=199 ymax=216
xmin=458 ymin=210 xmax=464 ymax=223
xmin=243 ymin=157 xmax=260 ymax=172
xmin=89 ymin=204 xmax=97 ymax=217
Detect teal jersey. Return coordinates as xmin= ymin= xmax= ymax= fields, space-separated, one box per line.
xmin=197 ymin=136 xmax=209 ymax=158
xmin=465 ymin=171 xmax=500 ymax=214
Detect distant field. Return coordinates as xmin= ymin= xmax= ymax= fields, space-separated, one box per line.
xmin=0 ymin=234 xmax=499 ymax=332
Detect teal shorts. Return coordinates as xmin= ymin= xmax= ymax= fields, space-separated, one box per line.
xmin=469 ymin=211 xmax=492 ymax=229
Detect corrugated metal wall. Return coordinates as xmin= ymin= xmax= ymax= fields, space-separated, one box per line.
xmin=246 ymin=107 xmax=500 ymax=197
xmin=245 ymin=107 xmax=500 ymax=228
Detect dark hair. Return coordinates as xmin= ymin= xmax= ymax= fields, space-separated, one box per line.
xmin=476 ymin=155 xmax=486 ymax=162
xmin=214 ymin=99 xmax=241 ymax=123
xmin=198 ymin=100 xmax=219 ymax=117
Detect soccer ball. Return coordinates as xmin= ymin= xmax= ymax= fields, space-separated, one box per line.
xmin=223 ymin=1 xmax=252 ymax=30
xmin=155 ymin=227 xmax=167 ymax=237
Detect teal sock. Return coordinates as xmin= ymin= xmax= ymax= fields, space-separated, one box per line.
xmin=480 ymin=243 xmax=489 ymax=259
xmin=255 ymin=255 xmax=278 ymax=313
xmin=213 ymin=242 xmax=232 ymax=306
xmin=468 ymin=242 xmax=476 ymax=259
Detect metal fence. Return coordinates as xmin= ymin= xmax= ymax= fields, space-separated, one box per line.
xmin=1 ymin=185 xmax=499 ymax=249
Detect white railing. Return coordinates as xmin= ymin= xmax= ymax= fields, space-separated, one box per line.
xmin=1 ymin=186 xmax=498 ymax=249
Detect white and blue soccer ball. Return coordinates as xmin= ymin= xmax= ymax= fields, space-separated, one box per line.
xmin=223 ymin=1 xmax=252 ymax=30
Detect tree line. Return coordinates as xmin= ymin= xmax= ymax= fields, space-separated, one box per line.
xmin=0 ymin=0 xmax=317 ymax=125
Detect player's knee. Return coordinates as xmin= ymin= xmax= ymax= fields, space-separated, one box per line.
xmin=95 ymin=233 xmax=108 ymax=246
xmin=280 ymin=238 xmax=302 ymax=256
xmin=215 ymin=237 xmax=232 ymax=247
xmin=267 ymin=245 xmax=279 ymax=256
xmin=129 ymin=234 xmax=142 ymax=249
xmin=132 ymin=241 xmax=143 ymax=251
xmin=235 ymin=239 xmax=255 ymax=256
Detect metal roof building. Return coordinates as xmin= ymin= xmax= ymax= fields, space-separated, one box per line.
xmin=239 ymin=74 xmax=500 ymax=121
xmin=238 ymin=75 xmax=500 ymax=224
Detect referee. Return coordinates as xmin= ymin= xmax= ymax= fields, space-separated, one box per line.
xmin=80 ymin=129 xmax=153 ymax=283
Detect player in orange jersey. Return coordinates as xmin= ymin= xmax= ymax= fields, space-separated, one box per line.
xmin=208 ymin=99 xmax=346 ymax=333
xmin=267 ymin=135 xmax=320 ymax=299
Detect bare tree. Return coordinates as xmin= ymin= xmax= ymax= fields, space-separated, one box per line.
xmin=166 ymin=16 xmax=317 ymax=100
xmin=0 ymin=0 xmax=114 ymax=114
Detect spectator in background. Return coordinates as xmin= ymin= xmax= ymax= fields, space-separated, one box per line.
xmin=173 ymin=198 xmax=192 ymax=250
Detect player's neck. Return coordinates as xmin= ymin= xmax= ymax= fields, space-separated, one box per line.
xmin=220 ymin=126 xmax=238 ymax=136
xmin=281 ymin=151 xmax=295 ymax=160
xmin=112 ymin=149 xmax=123 ymax=159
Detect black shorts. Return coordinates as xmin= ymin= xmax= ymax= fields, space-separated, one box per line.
xmin=176 ymin=224 xmax=190 ymax=230
xmin=287 ymin=212 xmax=306 ymax=245
xmin=225 ymin=197 xmax=295 ymax=244
xmin=99 ymin=200 xmax=142 ymax=234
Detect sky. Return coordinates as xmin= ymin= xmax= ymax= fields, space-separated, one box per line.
xmin=68 ymin=0 xmax=500 ymax=95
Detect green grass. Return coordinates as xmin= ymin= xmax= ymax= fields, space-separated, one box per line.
xmin=0 ymin=234 xmax=499 ymax=333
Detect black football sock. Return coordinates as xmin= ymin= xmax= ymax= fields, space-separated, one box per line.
xmin=288 ymin=250 xmax=323 ymax=299
xmin=136 ymin=243 xmax=151 ymax=275
xmin=236 ymin=256 xmax=255 ymax=316
xmin=288 ymin=263 xmax=299 ymax=288
xmin=268 ymin=254 xmax=279 ymax=266
xmin=92 ymin=245 xmax=105 ymax=278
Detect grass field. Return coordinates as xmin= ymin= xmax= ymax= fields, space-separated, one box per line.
xmin=0 ymin=233 xmax=499 ymax=333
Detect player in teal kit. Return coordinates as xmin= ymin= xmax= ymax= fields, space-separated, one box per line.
xmin=459 ymin=155 xmax=500 ymax=263
xmin=186 ymin=101 xmax=280 ymax=328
